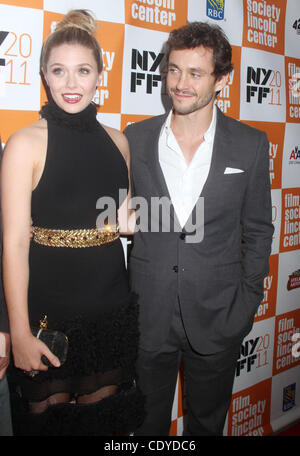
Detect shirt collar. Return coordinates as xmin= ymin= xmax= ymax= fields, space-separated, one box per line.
xmin=160 ymin=110 xmax=172 ymax=140
xmin=160 ymin=103 xmax=217 ymax=143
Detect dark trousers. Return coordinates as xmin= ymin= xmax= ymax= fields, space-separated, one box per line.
xmin=135 ymin=300 xmax=240 ymax=436
xmin=0 ymin=375 xmax=13 ymax=436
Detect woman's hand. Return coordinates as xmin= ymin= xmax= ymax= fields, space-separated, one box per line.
xmin=12 ymin=332 xmax=60 ymax=373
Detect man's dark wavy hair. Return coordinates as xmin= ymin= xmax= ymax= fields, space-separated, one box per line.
xmin=165 ymin=22 xmax=233 ymax=80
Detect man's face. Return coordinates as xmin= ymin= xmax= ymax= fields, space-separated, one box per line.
xmin=167 ymin=46 xmax=228 ymax=115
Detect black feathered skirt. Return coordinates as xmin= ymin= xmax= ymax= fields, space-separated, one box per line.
xmin=9 ymin=294 xmax=145 ymax=436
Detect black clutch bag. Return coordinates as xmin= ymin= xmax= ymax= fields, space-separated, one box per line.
xmin=26 ymin=315 xmax=68 ymax=377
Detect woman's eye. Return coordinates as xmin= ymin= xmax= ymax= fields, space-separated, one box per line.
xmin=52 ymin=67 xmax=63 ymax=75
xmin=79 ymin=68 xmax=90 ymax=74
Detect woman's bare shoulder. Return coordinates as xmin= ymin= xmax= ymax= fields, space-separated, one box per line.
xmin=4 ymin=119 xmax=47 ymax=158
xmin=7 ymin=118 xmax=46 ymax=143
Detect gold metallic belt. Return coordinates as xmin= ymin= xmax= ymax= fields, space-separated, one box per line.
xmin=32 ymin=225 xmax=119 ymax=248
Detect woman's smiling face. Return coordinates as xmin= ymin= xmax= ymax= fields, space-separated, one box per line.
xmin=44 ymin=43 xmax=102 ymax=113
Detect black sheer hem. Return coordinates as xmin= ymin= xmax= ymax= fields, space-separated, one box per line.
xmin=11 ymin=383 xmax=146 ymax=436
xmin=9 ymin=293 xmax=140 ymax=402
xmin=14 ymin=368 xmax=128 ymax=403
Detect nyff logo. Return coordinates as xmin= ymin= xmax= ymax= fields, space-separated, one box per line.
xmin=206 ymin=0 xmax=225 ymax=21
xmin=246 ymin=66 xmax=271 ymax=103
xmin=236 ymin=337 xmax=259 ymax=376
xmin=131 ymin=49 xmax=164 ymax=94
xmin=0 ymin=31 xmax=9 ymax=68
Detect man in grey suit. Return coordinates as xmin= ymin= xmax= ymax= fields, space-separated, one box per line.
xmin=0 ymin=138 xmax=13 ymax=436
xmin=0 ymin=271 xmax=12 ymax=437
xmin=124 ymin=22 xmax=273 ymax=436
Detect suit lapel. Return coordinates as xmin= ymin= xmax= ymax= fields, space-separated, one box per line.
xmin=146 ymin=117 xmax=170 ymax=199
xmin=200 ymin=107 xmax=233 ymax=199
xmin=144 ymin=113 xmax=181 ymax=229
xmin=183 ymin=107 xmax=233 ymax=231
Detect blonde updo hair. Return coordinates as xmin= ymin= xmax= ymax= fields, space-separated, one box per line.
xmin=41 ymin=9 xmax=103 ymax=73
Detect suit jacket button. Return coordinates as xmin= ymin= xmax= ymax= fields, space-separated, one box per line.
xmin=173 ymin=265 xmax=178 ymax=273
xmin=180 ymin=233 xmax=186 ymax=240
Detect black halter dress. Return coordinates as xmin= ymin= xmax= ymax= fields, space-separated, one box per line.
xmin=10 ymin=101 xmax=144 ymax=436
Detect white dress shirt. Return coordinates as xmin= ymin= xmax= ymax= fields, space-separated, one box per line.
xmin=158 ymin=105 xmax=217 ymax=229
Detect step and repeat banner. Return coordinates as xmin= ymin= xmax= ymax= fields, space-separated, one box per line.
xmin=0 ymin=0 xmax=299 ymax=436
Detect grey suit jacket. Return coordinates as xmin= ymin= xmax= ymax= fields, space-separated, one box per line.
xmin=124 ymin=107 xmax=273 ymax=354
xmin=0 ymin=138 xmax=9 ymax=334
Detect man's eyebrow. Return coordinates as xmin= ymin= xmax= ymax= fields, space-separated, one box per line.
xmin=168 ymin=63 xmax=206 ymax=73
xmin=188 ymin=67 xmax=206 ymax=73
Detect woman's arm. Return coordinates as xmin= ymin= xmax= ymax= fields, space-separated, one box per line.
xmin=1 ymin=126 xmax=60 ymax=372
xmin=102 ymin=125 xmax=136 ymax=235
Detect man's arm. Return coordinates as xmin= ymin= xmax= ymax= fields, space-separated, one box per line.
xmin=0 ymin=232 xmax=10 ymax=379
xmin=0 ymin=286 xmax=9 ymax=334
xmin=0 ymin=266 xmax=10 ymax=379
xmin=240 ymin=131 xmax=274 ymax=315
xmin=0 ymin=137 xmax=10 ymax=379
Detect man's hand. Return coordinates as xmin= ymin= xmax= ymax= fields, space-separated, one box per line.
xmin=0 ymin=332 xmax=10 ymax=379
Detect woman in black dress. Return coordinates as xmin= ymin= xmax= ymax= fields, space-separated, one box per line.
xmin=1 ymin=9 xmax=144 ymax=436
